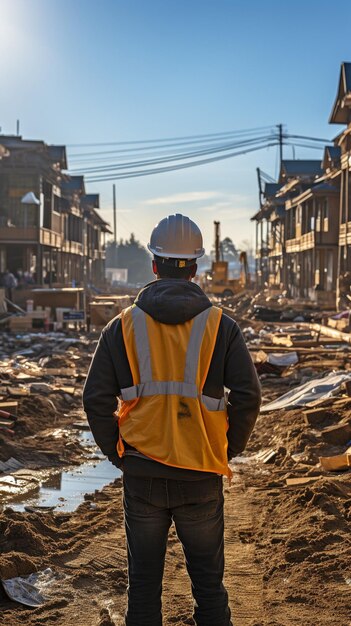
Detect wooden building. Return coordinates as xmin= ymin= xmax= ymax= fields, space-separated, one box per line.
xmin=0 ymin=135 xmax=110 ymax=287
xmin=329 ymin=62 xmax=351 ymax=308
xmin=252 ymin=160 xmax=326 ymax=297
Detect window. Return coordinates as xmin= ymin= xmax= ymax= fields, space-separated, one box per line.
xmin=0 ymin=172 xmax=39 ymax=227
xmin=322 ymin=199 xmax=329 ymax=232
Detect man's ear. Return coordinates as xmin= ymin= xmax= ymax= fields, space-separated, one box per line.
xmin=190 ymin=264 xmax=197 ymax=278
xmin=152 ymin=260 xmax=158 ymax=275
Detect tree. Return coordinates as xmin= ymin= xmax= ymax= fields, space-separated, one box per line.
xmin=106 ymin=234 xmax=154 ymax=285
xmin=221 ymin=237 xmax=238 ymax=261
xmin=211 ymin=237 xmax=238 ymax=262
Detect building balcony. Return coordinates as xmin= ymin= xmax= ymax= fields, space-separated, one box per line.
xmin=339 ymin=222 xmax=351 ymax=246
xmin=0 ymin=226 xmax=62 ymax=247
xmin=286 ymin=237 xmax=300 ymax=253
xmin=62 ymin=240 xmax=83 ymax=255
xmin=0 ymin=226 xmax=39 ymax=243
xmin=39 ymin=228 xmax=62 ymax=248
xmin=268 ymin=242 xmax=283 ymax=257
xmin=300 ymin=231 xmax=315 ymax=251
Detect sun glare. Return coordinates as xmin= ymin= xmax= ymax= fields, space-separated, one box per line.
xmin=0 ymin=0 xmax=31 ymax=62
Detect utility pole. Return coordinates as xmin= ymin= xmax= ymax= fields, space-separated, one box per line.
xmin=113 ymin=183 xmax=117 ymax=244
xmin=278 ymin=123 xmax=283 ymax=168
xmin=256 ymin=167 xmax=263 ymax=210
xmin=255 ymin=167 xmax=263 ymax=287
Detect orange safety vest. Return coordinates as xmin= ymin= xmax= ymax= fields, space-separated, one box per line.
xmin=117 ymin=303 xmax=231 ymax=477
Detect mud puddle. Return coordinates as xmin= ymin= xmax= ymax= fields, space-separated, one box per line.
xmin=9 ymin=459 xmax=120 ymax=513
xmin=4 ymin=431 xmax=120 ymax=513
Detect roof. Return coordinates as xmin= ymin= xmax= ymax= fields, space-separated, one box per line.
xmin=0 ymin=135 xmax=67 ymax=170
xmin=280 ymin=160 xmax=323 ymax=180
xmin=263 ymin=183 xmax=280 ymax=198
xmin=322 ymin=145 xmax=341 ymax=170
xmin=250 ymin=205 xmax=274 ymax=221
xmin=61 ymin=175 xmax=85 ymax=195
xmin=287 ymin=180 xmax=340 ymax=208
xmin=91 ymin=209 xmax=112 ymax=233
xmin=329 ymin=62 xmax=351 ymax=124
xmin=0 ymin=135 xmax=45 ymax=151
xmin=310 ymin=181 xmax=339 ymax=194
xmin=250 ymin=210 xmax=263 ymax=221
xmin=81 ymin=194 xmax=100 ymax=209
xmin=48 ymin=145 xmax=67 ymax=169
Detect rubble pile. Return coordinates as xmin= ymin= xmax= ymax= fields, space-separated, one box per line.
xmin=0 ymin=331 xmax=97 ymax=471
xmin=220 ymin=289 xmax=337 ymax=325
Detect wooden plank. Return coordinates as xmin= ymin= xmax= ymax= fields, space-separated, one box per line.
xmin=286 ymin=476 xmax=323 ymax=487
xmin=303 ymin=407 xmax=328 ymax=426
xmin=43 ymin=368 xmax=77 ymax=377
xmin=308 ymin=323 xmax=351 ymax=345
xmin=0 ymin=419 xmax=15 ymax=428
xmin=6 ymin=387 xmax=30 ymax=397
xmin=321 ymin=421 xmax=351 ymax=445
xmin=319 ymin=453 xmax=351 ymax=471
xmin=0 ymin=401 xmax=18 ymax=415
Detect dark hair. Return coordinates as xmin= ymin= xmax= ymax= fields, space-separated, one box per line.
xmin=154 ymin=257 xmax=196 ymax=279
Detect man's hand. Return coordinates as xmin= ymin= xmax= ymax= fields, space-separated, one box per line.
xmin=108 ymin=452 xmax=124 ymax=470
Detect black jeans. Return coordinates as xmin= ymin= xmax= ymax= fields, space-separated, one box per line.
xmin=123 ymin=473 xmax=232 ymax=626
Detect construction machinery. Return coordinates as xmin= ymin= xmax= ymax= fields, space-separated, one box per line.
xmin=201 ymin=221 xmax=249 ymax=297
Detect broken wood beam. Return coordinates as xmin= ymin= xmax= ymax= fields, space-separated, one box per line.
xmin=321 ymin=421 xmax=351 ymax=445
xmin=319 ymin=451 xmax=351 ymax=471
xmin=303 ymin=407 xmax=328 ymax=426
xmin=0 ymin=402 xmax=18 ymax=415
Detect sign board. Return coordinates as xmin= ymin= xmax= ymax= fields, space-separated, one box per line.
xmin=62 ymin=310 xmax=85 ymax=321
xmin=105 ymin=267 xmax=128 ymax=284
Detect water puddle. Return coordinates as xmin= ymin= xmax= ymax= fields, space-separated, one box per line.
xmin=9 ymin=459 xmax=121 ymax=513
xmin=5 ymin=430 xmax=121 ymax=513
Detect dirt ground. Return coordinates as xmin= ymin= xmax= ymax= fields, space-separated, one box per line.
xmin=0 ymin=327 xmax=351 ymax=626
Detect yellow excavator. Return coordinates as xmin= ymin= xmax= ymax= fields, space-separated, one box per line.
xmin=201 ymin=221 xmax=249 ymax=297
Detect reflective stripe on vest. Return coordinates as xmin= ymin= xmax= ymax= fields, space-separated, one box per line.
xmin=121 ymin=306 xmax=213 ymax=400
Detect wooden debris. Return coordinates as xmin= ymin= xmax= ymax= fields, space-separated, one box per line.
xmin=285 ymin=476 xmax=323 ymax=487
xmin=255 ymin=449 xmax=277 ymax=463
xmin=43 ymin=368 xmax=77 ymax=377
xmin=72 ymin=422 xmax=90 ymax=431
xmin=6 ymin=387 xmax=30 ymax=397
xmin=0 ymin=401 xmax=18 ymax=415
xmin=319 ymin=447 xmax=351 ymax=471
xmin=321 ymin=421 xmax=351 ymax=445
xmin=56 ymin=386 xmax=75 ymax=395
xmin=0 ymin=419 xmax=15 ymax=429
xmin=303 ymin=407 xmax=328 ymax=426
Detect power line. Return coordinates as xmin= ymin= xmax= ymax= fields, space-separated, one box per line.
xmin=285 ymin=133 xmax=331 ymax=143
xmin=61 ymin=126 xmax=331 ymax=184
xmin=84 ymin=142 xmax=279 ymax=183
xmin=68 ymin=130 xmax=274 ymax=159
xmin=66 ymin=125 xmax=277 ymax=148
xmin=69 ymin=135 xmax=275 ymax=175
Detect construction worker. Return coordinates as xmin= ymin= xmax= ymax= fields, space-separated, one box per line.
xmin=83 ymin=213 xmax=261 ymax=626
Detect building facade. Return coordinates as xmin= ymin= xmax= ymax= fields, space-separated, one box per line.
xmin=0 ymin=135 xmax=110 ymax=287
xmin=252 ymin=61 xmax=351 ymax=309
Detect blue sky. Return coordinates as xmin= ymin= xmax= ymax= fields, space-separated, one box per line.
xmin=0 ymin=0 xmax=350 ymax=252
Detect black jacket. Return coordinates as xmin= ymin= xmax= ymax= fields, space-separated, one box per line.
xmin=83 ymin=279 xmax=261 ymax=479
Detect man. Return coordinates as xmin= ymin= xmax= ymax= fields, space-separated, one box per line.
xmin=2 ymin=269 xmax=17 ymax=302
xmin=83 ymin=214 xmax=261 ymax=626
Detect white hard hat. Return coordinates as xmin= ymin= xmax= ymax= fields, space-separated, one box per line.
xmin=148 ymin=214 xmax=205 ymax=260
